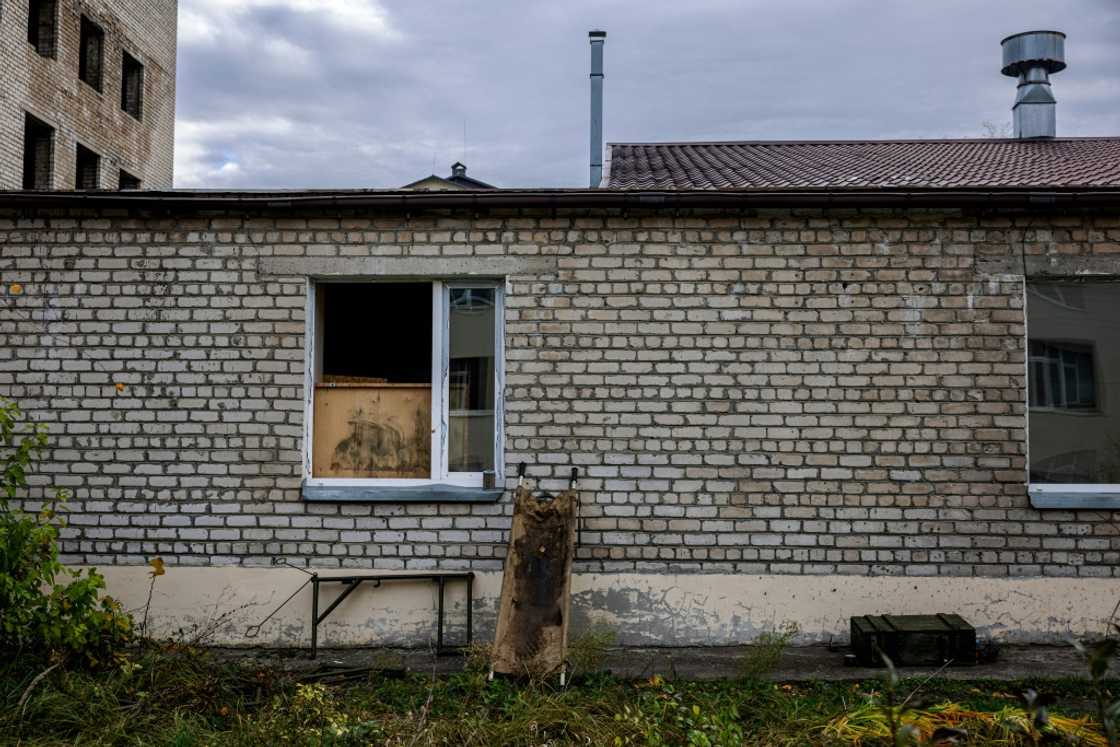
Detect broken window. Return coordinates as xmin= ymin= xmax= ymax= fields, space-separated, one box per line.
xmin=75 ymin=144 xmax=100 ymax=189
xmin=21 ymin=113 xmax=53 ymax=190
xmin=1027 ymin=283 xmax=1120 ymax=485
xmin=118 ymin=169 xmax=141 ymax=190
xmin=121 ymin=52 xmax=144 ymax=120
xmin=27 ymin=0 xmax=57 ymax=58
xmin=307 ymin=281 xmax=503 ymax=487
xmin=79 ymin=16 xmax=104 ymax=91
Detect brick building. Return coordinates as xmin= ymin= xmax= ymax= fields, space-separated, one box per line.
xmin=0 ymin=0 xmax=177 ymax=191
xmin=2 ymin=138 xmax=1120 ymax=646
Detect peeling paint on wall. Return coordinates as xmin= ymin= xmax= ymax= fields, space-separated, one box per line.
xmin=95 ymin=567 xmax=1120 ymax=648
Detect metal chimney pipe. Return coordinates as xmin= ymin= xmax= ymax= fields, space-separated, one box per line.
xmin=589 ymin=30 xmax=606 ymax=187
xmin=1000 ymin=30 xmax=1066 ymax=139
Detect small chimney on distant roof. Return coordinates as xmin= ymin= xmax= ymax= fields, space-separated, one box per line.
xmin=1001 ymin=30 xmax=1066 ymax=139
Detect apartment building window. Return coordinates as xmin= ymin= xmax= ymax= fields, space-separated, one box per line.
xmin=304 ymin=280 xmax=504 ymax=499
xmin=79 ymin=16 xmax=104 ymax=91
xmin=118 ymin=170 xmax=141 ymax=190
xmin=75 ymin=144 xmax=100 ymax=189
xmin=21 ymin=114 xmax=54 ymax=190
xmin=27 ymin=0 xmax=58 ymax=58
xmin=121 ymin=52 xmax=144 ymax=120
xmin=1027 ymin=282 xmax=1120 ymax=506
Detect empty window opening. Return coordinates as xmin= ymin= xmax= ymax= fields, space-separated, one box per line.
xmin=121 ymin=52 xmax=144 ymax=120
xmin=75 ymin=144 xmax=100 ymax=190
xmin=27 ymin=0 xmax=57 ymax=58
xmin=79 ymin=16 xmax=104 ymax=91
xmin=21 ymin=114 xmax=54 ymax=190
xmin=314 ymin=283 xmax=433 ymax=479
xmin=118 ymin=170 xmax=141 ymax=190
xmin=1027 ymin=283 xmax=1120 ymax=485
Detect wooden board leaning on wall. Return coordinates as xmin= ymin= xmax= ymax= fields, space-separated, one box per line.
xmin=312 ymin=382 xmax=432 ymax=479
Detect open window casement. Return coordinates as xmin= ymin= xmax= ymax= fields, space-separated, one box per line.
xmin=303 ymin=280 xmax=504 ymax=499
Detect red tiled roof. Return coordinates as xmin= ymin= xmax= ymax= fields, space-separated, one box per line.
xmin=604 ymin=138 xmax=1120 ymax=190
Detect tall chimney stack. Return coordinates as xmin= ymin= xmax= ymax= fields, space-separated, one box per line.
xmin=589 ymin=30 xmax=606 ymax=187
xmin=1000 ymin=30 xmax=1066 ymax=139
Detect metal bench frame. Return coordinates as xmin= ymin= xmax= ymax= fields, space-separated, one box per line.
xmin=310 ymin=571 xmax=474 ymax=658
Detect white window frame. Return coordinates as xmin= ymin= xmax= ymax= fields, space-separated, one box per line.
xmin=1024 ymin=282 xmax=1120 ymax=507
xmin=302 ymin=278 xmax=504 ymax=491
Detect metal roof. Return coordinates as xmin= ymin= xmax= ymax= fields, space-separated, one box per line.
xmin=604 ymin=138 xmax=1120 ymax=190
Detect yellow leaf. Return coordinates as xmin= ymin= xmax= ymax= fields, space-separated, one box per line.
xmin=9 ymin=283 xmax=23 ymax=295
xmin=115 ymin=382 xmax=126 ymax=393
xmin=148 ymin=557 xmax=166 ymax=577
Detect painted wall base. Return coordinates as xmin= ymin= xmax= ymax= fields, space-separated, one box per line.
xmin=90 ymin=566 xmax=1120 ymax=648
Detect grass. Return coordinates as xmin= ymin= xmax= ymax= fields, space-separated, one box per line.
xmin=0 ymin=644 xmax=1111 ymax=746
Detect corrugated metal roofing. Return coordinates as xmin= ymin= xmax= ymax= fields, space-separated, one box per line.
xmin=605 ymin=138 xmax=1120 ymax=190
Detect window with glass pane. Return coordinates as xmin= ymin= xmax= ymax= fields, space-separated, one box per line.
xmin=1027 ymin=283 xmax=1120 ymax=484
xmin=307 ymin=280 xmax=501 ymax=490
xmin=448 ymin=287 xmax=496 ymax=473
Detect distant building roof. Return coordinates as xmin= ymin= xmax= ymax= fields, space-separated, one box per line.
xmin=403 ymin=161 xmax=496 ymax=190
xmin=604 ymin=138 xmax=1120 ymax=190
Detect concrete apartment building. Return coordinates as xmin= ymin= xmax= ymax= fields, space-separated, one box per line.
xmin=1 ymin=31 xmax=1120 ymax=649
xmin=0 ymin=0 xmax=177 ymax=190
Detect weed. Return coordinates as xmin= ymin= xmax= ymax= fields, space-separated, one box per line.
xmin=567 ymin=626 xmax=617 ymax=680
xmin=737 ymin=621 xmax=799 ymax=681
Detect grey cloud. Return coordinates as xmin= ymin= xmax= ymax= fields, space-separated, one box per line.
xmin=174 ymin=0 xmax=1120 ymax=189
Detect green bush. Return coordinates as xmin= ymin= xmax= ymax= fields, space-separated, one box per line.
xmin=0 ymin=399 xmax=132 ymax=666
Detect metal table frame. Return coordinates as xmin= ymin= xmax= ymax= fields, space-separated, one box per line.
xmin=310 ymin=571 xmax=474 ymax=658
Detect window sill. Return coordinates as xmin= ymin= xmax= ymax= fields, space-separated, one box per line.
xmin=301 ymin=481 xmax=504 ymax=503
xmin=1029 ymin=485 xmax=1120 ymax=509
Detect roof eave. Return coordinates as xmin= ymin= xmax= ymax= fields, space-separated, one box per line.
xmin=4 ymin=187 xmax=1120 ymax=210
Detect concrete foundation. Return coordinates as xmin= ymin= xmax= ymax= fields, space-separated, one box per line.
xmin=95 ymin=566 xmax=1120 ymax=648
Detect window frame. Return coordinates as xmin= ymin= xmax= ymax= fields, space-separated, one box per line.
xmin=301 ymin=278 xmax=505 ymax=496
xmin=1025 ymin=282 xmax=1120 ymax=508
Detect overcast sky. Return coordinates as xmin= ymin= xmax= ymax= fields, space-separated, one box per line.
xmin=173 ymin=0 xmax=1120 ymax=190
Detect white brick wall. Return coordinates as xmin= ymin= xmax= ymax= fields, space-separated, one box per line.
xmin=2 ymin=204 xmax=1120 ymax=578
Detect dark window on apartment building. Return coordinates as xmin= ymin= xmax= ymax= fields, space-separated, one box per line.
xmin=21 ymin=114 xmax=54 ymax=190
xmin=121 ymin=52 xmax=144 ymax=120
xmin=79 ymin=16 xmax=104 ymax=91
xmin=75 ymin=144 xmax=100 ymax=189
xmin=118 ymin=170 xmax=141 ymax=190
xmin=27 ymin=0 xmax=58 ymax=58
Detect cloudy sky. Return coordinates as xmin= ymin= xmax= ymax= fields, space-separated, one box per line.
xmin=173 ymin=0 xmax=1120 ymax=190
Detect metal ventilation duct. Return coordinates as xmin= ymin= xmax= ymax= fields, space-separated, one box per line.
xmin=589 ymin=30 xmax=606 ymax=188
xmin=1001 ymin=30 xmax=1066 ymax=139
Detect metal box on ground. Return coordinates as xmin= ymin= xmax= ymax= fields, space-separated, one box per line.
xmin=850 ymin=614 xmax=976 ymax=667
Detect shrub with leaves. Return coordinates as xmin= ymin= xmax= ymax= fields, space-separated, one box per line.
xmin=0 ymin=399 xmax=132 ymax=666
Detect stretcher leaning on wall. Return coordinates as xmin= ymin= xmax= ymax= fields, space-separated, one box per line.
xmin=491 ymin=464 xmax=580 ymax=684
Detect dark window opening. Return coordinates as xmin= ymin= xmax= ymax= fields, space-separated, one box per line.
xmin=79 ymin=16 xmax=104 ymax=91
xmin=314 ymin=283 xmax=433 ymax=480
xmin=27 ymin=0 xmax=57 ymax=58
xmin=118 ymin=170 xmax=141 ymax=190
xmin=75 ymin=144 xmax=100 ymax=190
xmin=121 ymin=52 xmax=144 ymax=120
xmin=320 ymin=283 xmax=432 ymax=383
xmin=21 ymin=113 xmax=54 ymax=190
